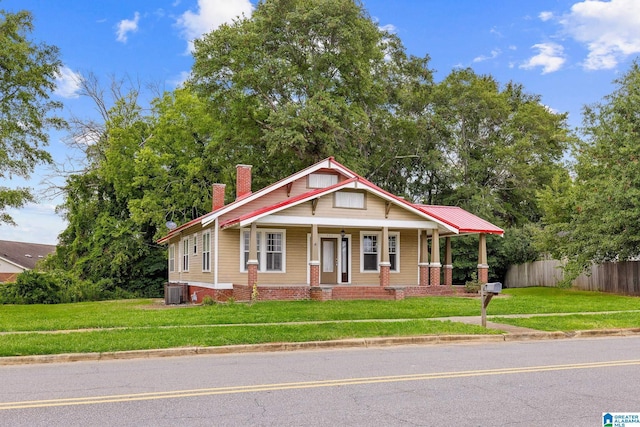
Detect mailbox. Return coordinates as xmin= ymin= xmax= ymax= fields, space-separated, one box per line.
xmin=483 ymin=282 xmax=502 ymax=294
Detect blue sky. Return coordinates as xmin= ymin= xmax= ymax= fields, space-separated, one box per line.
xmin=3 ymin=0 xmax=640 ymax=244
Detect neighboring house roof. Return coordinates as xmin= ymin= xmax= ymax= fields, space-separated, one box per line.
xmin=414 ymin=205 xmax=504 ymax=236
xmin=0 ymin=240 xmax=56 ymax=270
xmin=158 ymin=157 xmax=503 ymax=242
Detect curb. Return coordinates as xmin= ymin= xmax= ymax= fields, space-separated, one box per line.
xmin=2 ymin=328 xmax=639 ymax=366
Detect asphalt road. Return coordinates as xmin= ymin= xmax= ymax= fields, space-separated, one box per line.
xmin=1 ymin=336 xmax=639 ymax=426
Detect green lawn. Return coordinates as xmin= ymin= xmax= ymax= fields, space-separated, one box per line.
xmin=492 ymin=312 xmax=640 ymax=331
xmin=1 ymin=287 xmax=638 ymax=332
xmin=0 ymin=287 xmax=638 ymax=357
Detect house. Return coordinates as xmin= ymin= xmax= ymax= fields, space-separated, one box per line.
xmin=0 ymin=240 xmax=56 ymax=283
xmin=158 ymin=157 xmax=503 ymax=303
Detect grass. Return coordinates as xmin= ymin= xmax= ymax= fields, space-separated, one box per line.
xmin=1 ymin=287 xmax=638 ymax=332
xmin=492 ymin=312 xmax=640 ymax=332
xmin=0 ymin=287 xmax=638 ymax=357
xmin=0 ymin=320 xmax=494 ymax=357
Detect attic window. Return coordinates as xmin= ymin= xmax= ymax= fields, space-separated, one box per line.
xmin=335 ymin=191 xmax=365 ymax=209
xmin=308 ymin=173 xmax=338 ymax=189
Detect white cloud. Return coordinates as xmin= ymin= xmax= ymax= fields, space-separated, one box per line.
xmin=4 ymin=204 xmax=66 ymax=245
xmin=520 ymin=42 xmax=566 ymax=74
xmin=539 ymin=11 xmax=554 ymax=22
xmin=177 ymin=0 xmax=253 ymax=52
xmin=560 ymin=0 xmax=640 ymax=70
xmin=168 ymin=70 xmax=191 ymax=88
xmin=116 ymin=11 xmax=140 ymax=43
xmin=379 ymin=24 xmax=397 ymax=34
xmin=54 ymin=66 xmax=83 ymax=98
xmin=473 ymin=48 xmax=501 ymax=63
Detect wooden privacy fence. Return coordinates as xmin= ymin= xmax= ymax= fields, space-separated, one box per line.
xmin=505 ymin=260 xmax=640 ymax=296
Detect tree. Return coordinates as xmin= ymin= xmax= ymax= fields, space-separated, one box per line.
xmin=47 ymin=76 xmax=167 ymax=296
xmin=425 ymin=69 xmax=572 ymax=282
xmin=0 ymin=9 xmax=65 ymax=224
xmin=431 ymin=68 xmax=571 ymax=227
xmin=189 ymin=0 xmax=435 ymax=188
xmin=538 ymin=60 xmax=640 ymax=281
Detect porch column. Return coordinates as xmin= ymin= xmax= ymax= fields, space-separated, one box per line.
xmin=247 ymin=223 xmax=259 ymax=288
xmin=419 ymin=230 xmax=429 ymax=286
xmin=430 ymin=228 xmax=441 ymax=286
xmin=477 ymin=233 xmax=489 ymax=283
xmin=379 ymin=227 xmax=390 ymax=287
xmin=309 ymin=224 xmax=320 ymax=287
xmin=443 ymin=237 xmax=453 ymax=286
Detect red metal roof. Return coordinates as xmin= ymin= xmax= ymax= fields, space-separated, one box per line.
xmin=413 ymin=205 xmax=504 ymax=236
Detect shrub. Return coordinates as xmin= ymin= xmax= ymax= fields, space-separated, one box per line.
xmin=464 ymin=272 xmax=481 ymax=294
xmin=12 ymin=270 xmax=63 ymax=304
xmin=202 ymin=295 xmax=215 ymax=306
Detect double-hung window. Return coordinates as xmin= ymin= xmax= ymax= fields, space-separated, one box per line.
xmin=389 ymin=234 xmax=398 ymax=272
xmin=362 ymin=234 xmax=378 ymax=271
xmin=241 ymin=229 xmax=285 ymax=272
xmin=182 ymin=238 xmax=189 ymax=271
xmin=168 ymin=244 xmax=175 ymax=272
xmin=266 ymin=232 xmax=283 ymax=271
xmin=202 ymin=232 xmax=211 ymax=271
xmin=361 ymin=232 xmax=400 ymax=272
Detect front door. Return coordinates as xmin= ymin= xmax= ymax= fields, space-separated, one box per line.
xmin=321 ymin=238 xmax=338 ymax=284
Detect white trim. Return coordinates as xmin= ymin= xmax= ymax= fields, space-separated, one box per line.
xmin=169 ymin=281 xmax=233 ymax=290
xmin=202 ymin=231 xmax=211 ymax=272
xmin=307 ymin=233 xmax=351 ymax=285
xmin=0 ymin=256 xmax=29 ymax=271
xmin=360 ymin=231 xmax=379 ymax=273
xmin=388 ymin=232 xmax=400 ymax=273
xmin=181 ymin=238 xmax=189 ymax=272
xmin=168 ymin=244 xmax=175 ymax=273
xmin=240 ymin=228 xmax=287 ymax=273
xmin=222 ymin=178 xmax=458 ymax=234
xmin=202 ymin=158 xmax=356 ymax=227
xmin=256 ymin=215 xmax=438 ymax=230
xmin=192 ymin=232 xmax=198 ymax=255
xmin=359 ymin=231 xmax=400 ymax=273
xmin=214 ymin=219 xmax=219 ymax=285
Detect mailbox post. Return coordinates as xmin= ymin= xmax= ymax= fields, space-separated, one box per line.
xmin=481 ymin=282 xmax=502 ymax=327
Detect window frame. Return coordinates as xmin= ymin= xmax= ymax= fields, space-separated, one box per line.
xmin=193 ymin=233 xmax=198 ymax=255
xmin=334 ymin=190 xmax=366 ymax=209
xmin=202 ymin=231 xmax=211 ymax=272
xmin=182 ymin=238 xmax=189 ymax=272
xmin=240 ymin=228 xmax=286 ymax=273
xmin=168 ymin=244 xmax=175 ymax=273
xmin=360 ymin=231 xmax=400 ymax=273
xmin=360 ymin=232 xmax=379 ymax=272
xmin=308 ymin=173 xmax=338 ymax=189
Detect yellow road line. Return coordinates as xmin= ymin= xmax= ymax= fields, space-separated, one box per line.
xmin=1 ymin=359 xmax=639 ymax=410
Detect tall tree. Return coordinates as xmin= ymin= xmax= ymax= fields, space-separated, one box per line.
xmin=49 ymin=76 xmax=167 ymax=295
xmin=0 ymin=9 xmax=65 ymax=224
xmin=538 ymin=60 xmax=640 ymax=281
xmin=189 ymin=0 xmax=435 ymax=188
xmin=432 ymin=68 xmax=571 ymax=227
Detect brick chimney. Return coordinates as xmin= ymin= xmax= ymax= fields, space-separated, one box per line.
xmin=236 ymin=164 xmax=252 ymax=200
xmin=212 ymin=183 xmax=226 ymax=211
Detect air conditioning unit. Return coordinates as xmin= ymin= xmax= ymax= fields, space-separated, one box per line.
xmin=165 ymin=285 xmax=183 ymax=305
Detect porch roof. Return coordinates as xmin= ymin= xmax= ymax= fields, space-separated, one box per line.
xmin=413 ymin=205 xmax=504 ymax=236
